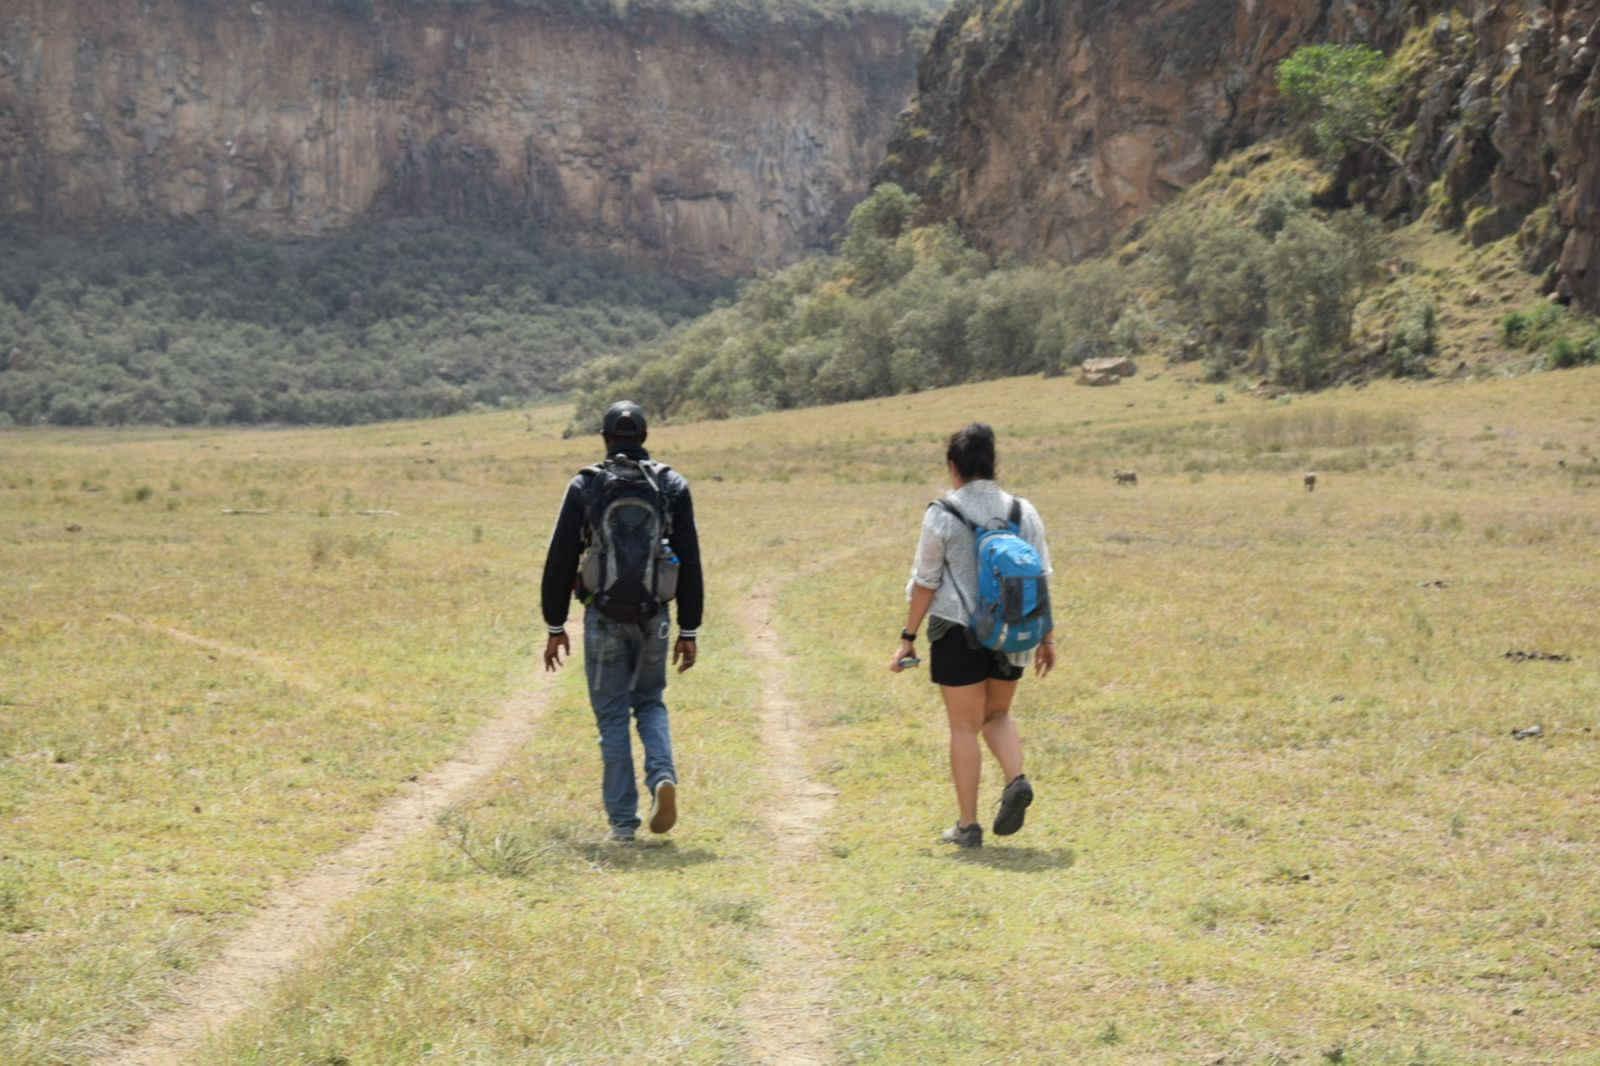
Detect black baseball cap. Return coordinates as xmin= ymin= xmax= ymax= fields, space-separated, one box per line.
xmin=601 ymin=400 xmax=647 ymax=439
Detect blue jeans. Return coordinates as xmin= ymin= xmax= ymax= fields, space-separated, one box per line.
xmin=583 ymin=607 xmax=676 ymax=834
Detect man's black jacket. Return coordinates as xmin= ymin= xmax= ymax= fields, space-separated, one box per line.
xmin=540 ymin=444 xmax=703 ymax=632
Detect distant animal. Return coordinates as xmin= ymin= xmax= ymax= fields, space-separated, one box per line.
xmin=1114 ymin=470 xmax=1138 ymax=486
xmin=1304 ymin=472 xmax=1317 ymax=492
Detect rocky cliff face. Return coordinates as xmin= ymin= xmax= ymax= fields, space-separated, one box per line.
xmin=1383 ymin=0 xmax=1600 ymax=309
xmin=0 ymin=0 xmax=921 ymax=276
xmin=881 ymin=0 xmax=1600 ymax=310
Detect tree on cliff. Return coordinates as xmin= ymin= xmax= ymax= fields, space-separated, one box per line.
xmin=1276 ymin=44 xmax=1398 ymax=165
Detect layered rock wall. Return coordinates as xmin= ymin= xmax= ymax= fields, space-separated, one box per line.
xmin=0 ymin=0 xmax=921 ymax=276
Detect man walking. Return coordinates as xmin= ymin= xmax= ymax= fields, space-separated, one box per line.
xmin=541 ymin=400 xmax=703 ymax=841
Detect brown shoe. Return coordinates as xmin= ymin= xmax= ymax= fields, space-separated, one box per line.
xmin=648 ymin=778 xmax=677 ymax=834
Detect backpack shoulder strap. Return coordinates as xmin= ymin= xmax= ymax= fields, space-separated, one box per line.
xmin=932 ymin=497 xmax=976 ymax=530
xmin=1007 ymin=497 xmax=1023 ymax=529
xmin=576 ymin=464 xmax=608 ymax=537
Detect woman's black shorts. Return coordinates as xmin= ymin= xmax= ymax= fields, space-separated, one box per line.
xmin=930 ymin=626 xmax=1025 ymax=687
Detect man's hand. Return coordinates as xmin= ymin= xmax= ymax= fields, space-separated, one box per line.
xmin=544 ymin=632 xmax=571 ymax=672
xmin=673 ymin=638 xmax=698 ymax=673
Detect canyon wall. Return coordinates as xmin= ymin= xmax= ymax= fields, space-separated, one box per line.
xmin=880 ymin=0 xmax=1600 ymax=310
xmin=0 ymin=0 xmax=923 ymax=276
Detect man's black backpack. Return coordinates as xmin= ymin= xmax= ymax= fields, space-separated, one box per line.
xmin=577 ymin=455 xmax=680 ymax=623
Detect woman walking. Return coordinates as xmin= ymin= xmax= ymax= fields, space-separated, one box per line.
xmin=891 ymin=423 xmax=1054 ymax=847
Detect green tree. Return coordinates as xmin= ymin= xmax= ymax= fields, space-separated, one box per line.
xmin=841 ymin=183 xmax=921 ymax=293
xmin=1276 ymin=44 xmax=1396 ymax=164
xmin=1056 ymin=259 xmax=1126 ymax=369
xmin=1190 ymin=221 xmax=1270 ymax=351
xmin=1265 ymin=215 xmax=1367 ymax=389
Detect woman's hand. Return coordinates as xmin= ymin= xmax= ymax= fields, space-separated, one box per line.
xmin=1034 ymin=640 xmax=1055 ymax=678
xmin=889 ymin=639 xmax=916 ymax=672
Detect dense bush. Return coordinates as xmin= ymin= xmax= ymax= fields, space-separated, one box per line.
xmin=1264 ymin=212 xmax=1379 ymax=388
xmin=0 ymin=220 xmax=724 ymax=426
xmin=1384 ymin=285 xmax=1438 ymax=377
xmin=570 ymin=179 xmax=1389 ymax=430
xmin=1502 ymin=303 xmax=1566 ymax=349
xmin=1150 ymin=181 xmax=1379 ymax=388
xmin=1498 ymin=303 xmax=1600 ymax=368
xmin=568 ymin=187 xmax=1001 ymax=429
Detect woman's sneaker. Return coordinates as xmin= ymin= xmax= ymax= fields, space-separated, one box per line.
xmin=993 ymin=774 xmax=1033 ymax=836
xmin=940 ymin=822 xmax=983 ymax=848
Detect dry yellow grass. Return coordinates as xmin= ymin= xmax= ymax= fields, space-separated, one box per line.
xmin=3 ymin=366 xmax=1597 ymax=1063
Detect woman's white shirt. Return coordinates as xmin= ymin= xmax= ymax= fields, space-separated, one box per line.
xmin=907 ymin=478 xmax=1052 ymax=666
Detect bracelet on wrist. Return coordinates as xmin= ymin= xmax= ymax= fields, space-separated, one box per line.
xmin=900 ymin=629 xmax=917 ymax=643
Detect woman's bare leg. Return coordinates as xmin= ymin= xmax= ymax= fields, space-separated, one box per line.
xmin=981 ymin=678 xmax=1023 ymax=784
xmin=939 ymin=682 xmax=987 ymax=826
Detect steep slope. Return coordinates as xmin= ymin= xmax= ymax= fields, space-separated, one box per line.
xmin=1383 ymin=1 xmax=1600 ymax=309
xmin=880 ymin=0 xmax=1600 ymax=310
xmin=0 ymin=0 xmax=923 ymax=276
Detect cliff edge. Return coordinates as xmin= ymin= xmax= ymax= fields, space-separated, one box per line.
xmin=0 ymin=0 xmax=924 ymax=276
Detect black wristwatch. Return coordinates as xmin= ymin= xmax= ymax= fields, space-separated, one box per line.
xmin=900 ymin=629 xmax=917 ymax=643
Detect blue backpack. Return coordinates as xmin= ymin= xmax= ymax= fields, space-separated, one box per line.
xmin=935 ymin=497 xmax=1052 ymax=653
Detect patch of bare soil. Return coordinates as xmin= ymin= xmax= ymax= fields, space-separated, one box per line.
xmin=738 ymin=588 xmax=841 ymax=1066
xmin=93 ymin=619 xmax=549 ymax=1066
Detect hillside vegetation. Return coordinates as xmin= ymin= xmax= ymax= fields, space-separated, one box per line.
xmin=571 ymin=31 xmax=1600 ymax=432
xmin=3 ymin=369 xmax=1597 ymax=1062
xmin=0 ymin=220 xmax=723 ymax=428
xmin=570 ymin=150 xmax=1600 ymax=432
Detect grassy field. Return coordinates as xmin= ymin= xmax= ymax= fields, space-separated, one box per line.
xmin=2 ymin=366 xmax=1597 ymax=1064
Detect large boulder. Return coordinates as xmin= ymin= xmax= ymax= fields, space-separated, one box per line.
xmin=1082 ymin=356 xmax=1137 ymax=377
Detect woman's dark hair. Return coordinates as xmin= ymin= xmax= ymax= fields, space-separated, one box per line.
xmin=946 ymin=422 xmax=997 ymax=481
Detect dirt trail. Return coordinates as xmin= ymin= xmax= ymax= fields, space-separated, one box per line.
xmin=93 ymin=620 xmax=550 ymax=1066
xmin=104 ymin=583 xmax=846 ymax=1064
xmin=738 ymin=586 xmax=842 ymax=1066
xmin=107 ymin=613 xmax=380 ymax=709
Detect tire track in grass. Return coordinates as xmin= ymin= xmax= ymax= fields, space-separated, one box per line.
xmin=107 ymin=612 xmax=381 ymax=710
xmin=738 ymin=579 xmax=842 ymax=1066
xmin=89 ymin=641 xmax=551 ymax=1066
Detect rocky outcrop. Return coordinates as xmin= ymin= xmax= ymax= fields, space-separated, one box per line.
xmin=881 ymin=0 xmax=1600 ymax=310
xmin=0 ymin=0 xmax=922 ymax=277
xmin=1381 ymin=1 xmax=1600 ymax=308
xmin=878 ymin=0 xmax=1394 ymax=262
